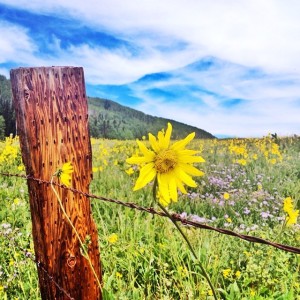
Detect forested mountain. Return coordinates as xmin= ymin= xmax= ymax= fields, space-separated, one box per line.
xmin=0 ymin=75 xmax=215 ymax=140
xmin=0 ymin=75 xmax=16 ymax=138
xmin=88 ymin=97 xmax=215 ymax=139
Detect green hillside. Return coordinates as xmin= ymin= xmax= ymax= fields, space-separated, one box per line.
xmin=0 ymin=74 xmax=215 ymax=140
xmin=88 ymin=97 xmax=215 ymax=139
xmin=0 ymin=75 xmax=15 ymax=138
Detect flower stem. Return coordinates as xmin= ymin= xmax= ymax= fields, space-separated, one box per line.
xmin=153 ymin=179 xmax=218 ymax=299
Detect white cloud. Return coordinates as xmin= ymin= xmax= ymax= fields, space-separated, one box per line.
xmin=0 ymin=21 xmax=37 ymax=63
xmin=23 ymin=40 xmax=199 ymax=84
xmin=134 ymin=94 xmax=299 ymax=137
xmin=178 ymin=64 xmax=300 ymax=102
xmin=128 ymin=63 xmax=300 ymax=137
xmin=2 ymin=0 xmax=300 ymax=75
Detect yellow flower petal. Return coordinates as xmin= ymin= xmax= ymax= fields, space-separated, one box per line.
xmin=179 ymin=163 xmax=205 ymax=176
xmin=137 ymin=140 xmax=155 ymax=158
xmin=171 ymin=132 xmax=195 ymax=150
xmin=149 ymin=133 xmax=160 ymax=153
xmin=60 ymin=173 xmax=72 ymax=187
xmin=162 ymin=122 xmax=172 ymax=149
xmin=133 ymin=163 xmax=156 ymax=190
xmin=62 ymin=162 xmax=74 ymax=174
xmin=157 ymin=189 xmax=171 ymax=207
xmin=157 ymin=130 xmax=165 ymax=148
xmin=157 ymin=173 xmax=170 ymax=203
xmin=178 ymin=155 xmax=205 ymax=163
xmin=177 ymin=149 xmax=201 ymax=156
xmin=175 ymin=168 xmax=197 ymax=187
xmin=176 ymin=178 xmax=188 ymax=194
xmin=126 ymin=156 xmax=152 ymax=165
xmin=169 ymin=176 xmax=178 ymax=202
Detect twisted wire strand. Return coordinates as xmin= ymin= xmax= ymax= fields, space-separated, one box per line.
xmin=1 ymin=172 xmax=299 ymax=254
xmin=19 ymin=247 xmax=74 ymax=300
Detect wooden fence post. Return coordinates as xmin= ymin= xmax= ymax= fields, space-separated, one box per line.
xmin=10 ymin=67 xmax=102 ymax=299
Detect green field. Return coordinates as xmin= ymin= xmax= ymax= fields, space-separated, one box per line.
xmin=0 ymin=134 xmax=299 ymax=299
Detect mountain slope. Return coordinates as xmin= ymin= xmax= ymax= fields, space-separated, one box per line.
xmin=0 ymin=75 xmax=15 ymax=136
xmin=88 ymin=97 xmax=215 ymax=139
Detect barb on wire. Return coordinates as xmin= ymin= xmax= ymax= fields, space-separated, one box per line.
xmin=1 ymin=172 xmax=300 ymax=255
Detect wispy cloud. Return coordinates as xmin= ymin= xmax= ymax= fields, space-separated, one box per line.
xmin=91 ymin=57 xmax=300 ymax=136
xmin=3 ymin=0 xmax=300 ymax=73
xmin=0 ymin=20 xmax=36 ymax=62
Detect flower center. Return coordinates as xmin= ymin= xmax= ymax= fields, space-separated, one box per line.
xmin=154 ymin=149 xmax=177 ymax=173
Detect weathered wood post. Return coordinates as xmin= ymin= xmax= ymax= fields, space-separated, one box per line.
xmin=10 ymin=67 xmax=102 ymax=299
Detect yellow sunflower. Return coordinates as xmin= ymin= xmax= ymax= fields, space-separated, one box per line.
xmin=126 ymin=123 xmax=205 ymax=206
xmin=57 ymin=162 xmax=74 ymax=187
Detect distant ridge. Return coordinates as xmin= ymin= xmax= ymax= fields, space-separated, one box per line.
xmin=88 ymin=97 xmax=215 ymax=140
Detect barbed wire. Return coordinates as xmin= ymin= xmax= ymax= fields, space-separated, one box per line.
xmin=1 ymin=171 xmax=300 ymax=254
xmin=17 ymin=246 xmax=74 ymax=300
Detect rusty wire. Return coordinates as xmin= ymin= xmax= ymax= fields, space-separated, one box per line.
xmin=18 ymin=246 xmax=74 ymax=300
xmin=1 ymin=171 xmax=300 ymax=254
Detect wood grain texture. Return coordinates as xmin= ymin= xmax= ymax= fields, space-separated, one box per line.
xmin=10 ymin=67 xmax=102 ymax=300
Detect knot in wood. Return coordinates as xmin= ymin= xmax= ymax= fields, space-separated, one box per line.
xmin=24 ymin=89 xmax=30 ymax=101
xmin=67 ymin=255 xmax=76 ymax=268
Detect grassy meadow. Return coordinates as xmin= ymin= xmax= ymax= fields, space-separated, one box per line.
xmin=0 ymin=133 xmax=299 ymax=299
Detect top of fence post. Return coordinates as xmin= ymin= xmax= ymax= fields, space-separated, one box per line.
xmin=10 ymin=66 xmax=102 ymax=300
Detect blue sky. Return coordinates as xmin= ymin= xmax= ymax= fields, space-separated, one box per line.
xmin=1 ymin=1 xmax=300 ymax=137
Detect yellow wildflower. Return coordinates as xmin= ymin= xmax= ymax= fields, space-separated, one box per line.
xmin=116 ymin=271 xmax=123 ymax=278
xmin=13 ymin=198 xmax=20 ymax=205
xmin=223 ymin=192 xmax=230 ymax=200
xmin=126 ymin=123 xmax=205 ymax=206
xmin=178 ymin=266 xmax=189 ymax=277
xmin=17 ymin=165 xmax=25 ymax=171
xmin=237 ymin=158 xmax=247 ymax=166
xmin=235 ymin=270 xmax=241 ymax=278
xmin=222 ymin=268 xmax=231 ymax=278
xmin=108 ymin=233 xmax=118 ymax=244
xmin=283 ymin=197 xmax=299 ymax=226
xmin=283 ymin=197 xmax=294 ymax=213
xmin=56 ymin=162 xmax=74 ymax=187
xmin=286 ymin=209 xmax=299 ymax=226
xmin=125 ymin=167 xmax=134 ymax=175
